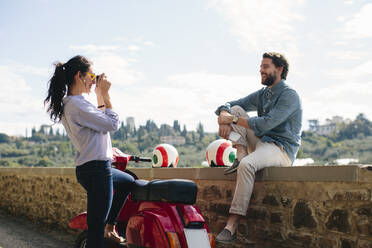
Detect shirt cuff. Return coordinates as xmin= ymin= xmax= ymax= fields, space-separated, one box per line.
xmin=215 ymin=103 xmax=231 ymax=115
xmin=247 ymin=117 xmax=260 ymax=136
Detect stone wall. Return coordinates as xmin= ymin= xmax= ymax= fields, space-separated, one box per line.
xmin=0 ymin=166 xmax=372 ymax=247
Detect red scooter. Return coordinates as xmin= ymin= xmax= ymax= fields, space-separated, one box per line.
xmin=69 ymin=147 xmax=216 ymax=248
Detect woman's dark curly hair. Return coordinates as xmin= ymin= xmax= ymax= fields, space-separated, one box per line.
xmin=44 ymin=55 xmax=92 ymax=123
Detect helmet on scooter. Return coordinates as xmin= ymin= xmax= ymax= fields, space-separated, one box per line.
xmin=152 ymin=144 xmax=179 ymax=168
xmin=206 ymin=139 xmax=236 ymax=167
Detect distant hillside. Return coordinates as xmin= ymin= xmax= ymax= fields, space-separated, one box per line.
xmin=1 ymin=114 xmax=371 ymax=167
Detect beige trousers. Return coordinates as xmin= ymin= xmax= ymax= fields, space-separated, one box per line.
xmin=229 ymin=106 xmax=292 ymax=216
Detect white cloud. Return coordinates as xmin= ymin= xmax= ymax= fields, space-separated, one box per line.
xmin=341 ymin=3 xmax=372 ymax=39
xmin=344 ymin=0 xmax=354 ymax=5
xmin=128 ymin=45 xmax=141 ymax=52
xmin=107 ymin=71 xmax=260 ymax=132
xmin=68 ymin=44 xmax=145 ymax=86
xmin=0 ymin=66 xmax=48 ymax=135
xmin=143 ymin=41 xmax=154 ymax=46
xmin=303 ymin=80 xmax=372 ymax=124
xmin=207 ymin=0 xmax=305 ymax=57
xmin=326 ymin=50 xmax=364 ymax=61
xmin=327 ymin=60 xmax=372 ymax=80
xmin=91 ymin=53 xmax=145 ymax=86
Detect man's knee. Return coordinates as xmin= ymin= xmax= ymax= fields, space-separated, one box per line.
xmin=237 ymin=160 xmax=256 ymax=175
xmin=231 ymin=105 xmax=246 ymax=116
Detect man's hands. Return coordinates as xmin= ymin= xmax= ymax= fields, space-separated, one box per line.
xmin=218 ymin=110 xmax=233 ymax=139
xmin=218 ymin=110 xmax=234 ymax=125
xmin=218 ymin=124 xmax=232 ymax=139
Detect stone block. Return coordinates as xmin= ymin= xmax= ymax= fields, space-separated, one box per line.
xmin=262 ymin=194 xmax=279 ymax=206
xmin=287 ymin=232 xmax=314 ymax=247
xmin=326 ymin=209 xmax=351 ymax=233
xmin=280 ymin=196 xmax=292 ymax=207
xmin=357 ymin=205 xmax=372 ymax=217
xmin=270 ymin=212 xmax=283 ymax=224
xmin=255 ymin=226 xmax=285 ymax=242
xmin=317 ymin=236 xmax=339 ymax=248
xmin=359 ymin=239 xmax=372 ymax=248
xmin=202 ymin=185 xmax=222 ymax=200
xmin=209 ymin=202 xmax=230 ymax=215
xmin=341 ymin=238 xmax=357 ymax=248
xmin=331 ymin=189 xmax=370 ymax=201
xmin=246 ymin=207 xmax=267 ymax=221
xmin=357 ymin=219 xmax=370 ymax=235
xmin=293 ymin=201 xmax=317 ymax=229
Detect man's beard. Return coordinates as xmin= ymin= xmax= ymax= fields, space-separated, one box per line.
xmin=262 ymin=73 xmax=277 ymax=87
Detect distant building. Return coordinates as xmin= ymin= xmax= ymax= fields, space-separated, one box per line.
xmin=160 ymin=136 xmax=186 ymax=145
xmin=126 ymin=117 xmax=135 ymax=133
xmin=308 ymin=116 xmax=343 ymax=136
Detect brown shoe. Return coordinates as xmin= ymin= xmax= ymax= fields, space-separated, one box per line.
xmin=216 ymin=228 xmax=237 ymax=244
xmin=104 ymin=229 xmax=125 ymax=244
xmin=224 ymin=159 xmax=240 ymax=175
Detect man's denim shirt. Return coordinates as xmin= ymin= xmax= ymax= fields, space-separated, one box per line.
xmin=215 ymin=80 xmax=302 ymax=164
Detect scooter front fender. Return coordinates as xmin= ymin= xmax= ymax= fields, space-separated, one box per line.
xmin=126 ymin=208 xmax=175 ymax=248
xmin=69 ymin=212 xmax=88 ymax=230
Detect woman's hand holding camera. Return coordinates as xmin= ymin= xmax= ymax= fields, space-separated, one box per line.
xmin=95 ymin=73 xmax=113 ymax=109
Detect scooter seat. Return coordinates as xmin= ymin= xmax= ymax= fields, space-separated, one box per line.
xmin=131 ymin=179 xmax=197 ymax=204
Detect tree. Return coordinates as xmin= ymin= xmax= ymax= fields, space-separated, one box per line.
xmin=181 ymin=125 xmax=187 ymax=137
xmin=0 ymin=133 xmax=10 ymax=143
xmin=31 ymin=127 xmax=36 ymax=137
xmin=159 ymin=124 xmax=175 ymax=137
xmin=145 ymin=120 xmax=158 ymax=132
xmin=49 ymin=126 xmax=54 ymax=136
xmin=173 ymin=120 xmax=181 ymax=133
xmin=196 ymin=122 xmax=204 ymax=141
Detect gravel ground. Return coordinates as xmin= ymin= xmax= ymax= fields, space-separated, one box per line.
xmin=0 ymin=209 xmax=76 ymax=248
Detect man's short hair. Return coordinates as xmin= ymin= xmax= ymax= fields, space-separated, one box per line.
xmin=263 ymin=52 xmax=289 ymax=80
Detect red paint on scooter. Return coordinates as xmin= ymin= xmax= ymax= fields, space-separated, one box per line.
xmin=69 ymin=148 xmax=214 ymax=248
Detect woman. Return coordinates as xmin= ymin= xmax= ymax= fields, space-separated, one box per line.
xmin=44 ymin=55 xmax=134 ymax=248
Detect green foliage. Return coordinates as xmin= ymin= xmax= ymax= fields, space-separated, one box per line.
xmin=299 ymin=113 xmax=372 ymax=163
xmin=1 ymin=114 xmax=372 ymax=168
xmin=0 ymin=133 xmax=11 ymax=143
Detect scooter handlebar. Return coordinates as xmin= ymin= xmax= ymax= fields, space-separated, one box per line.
xmin=130 ymin=156 xmax=152 ymax=163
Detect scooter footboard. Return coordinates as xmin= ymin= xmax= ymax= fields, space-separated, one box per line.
xmin=132 ymin=179 xmax=197 ymax=204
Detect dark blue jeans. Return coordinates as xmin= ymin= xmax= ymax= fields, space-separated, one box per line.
xmin=76 ymin=160 xmax=135 ymax=248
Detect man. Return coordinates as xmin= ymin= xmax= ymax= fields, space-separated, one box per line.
xmin=215 ymin=52 xmax=302 ymax=243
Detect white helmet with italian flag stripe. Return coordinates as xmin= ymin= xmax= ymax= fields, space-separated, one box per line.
xmin=152 ymin=144 xmax=179 ymax=168
xmin=206 ymin=139 xmax=236 ymax=167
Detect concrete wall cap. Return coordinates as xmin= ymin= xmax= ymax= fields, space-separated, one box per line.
xmin=1 ymin=165 xmax=371 ymax=182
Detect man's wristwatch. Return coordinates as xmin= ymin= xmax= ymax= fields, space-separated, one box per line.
xmin=232 ymin=114 xmax=239 ymax=124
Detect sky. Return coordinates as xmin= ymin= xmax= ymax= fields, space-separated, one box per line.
xmin=1 ymin=0 xmax=372 ymax=136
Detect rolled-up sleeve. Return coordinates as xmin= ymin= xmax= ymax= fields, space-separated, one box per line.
xmin=215 ymin=90 xmax=260 ymax=115
xmin=76 ymin=104 xmax=120 ymax=133
xmin=247 ymin=90 xmax=300 ymax=136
